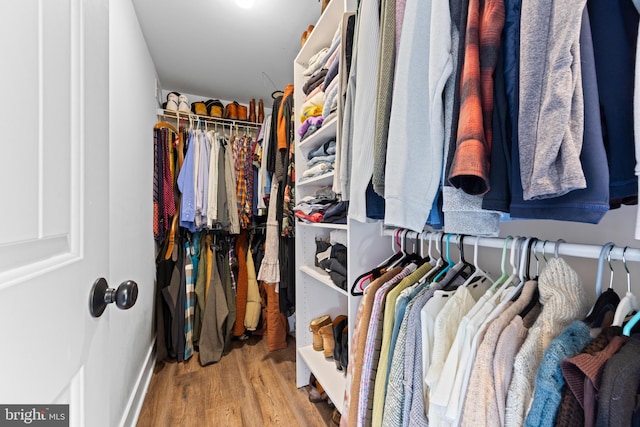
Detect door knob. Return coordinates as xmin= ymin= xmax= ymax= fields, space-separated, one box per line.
xmin=89 ymin=278 xmax=138 ymax=317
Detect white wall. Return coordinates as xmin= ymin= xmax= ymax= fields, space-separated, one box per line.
xmin=109 ymin=0 xmax=158 ymax=425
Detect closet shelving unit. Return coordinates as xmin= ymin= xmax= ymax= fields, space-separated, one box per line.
xmin=293 ymin=0 xmax=393 ymax=413
xmin=156 ymin=108 xmax=262 ymax=131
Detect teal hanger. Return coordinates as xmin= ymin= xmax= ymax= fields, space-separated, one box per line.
xmin=432 ymin=234 xmax=455 ymax=282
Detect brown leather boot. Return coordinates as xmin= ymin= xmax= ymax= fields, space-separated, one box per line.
xmin=258 ymin=99 xmax=265 ymax=123
xmin=249 ymin=98 xmax=256 ymax=122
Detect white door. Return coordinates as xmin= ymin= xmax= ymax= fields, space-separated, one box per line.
xmin=0 ymin=1 xmax=113 ymax=426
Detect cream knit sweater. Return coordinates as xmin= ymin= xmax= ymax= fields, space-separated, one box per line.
xmin=504 ymin=258 xmax=589 ymax=427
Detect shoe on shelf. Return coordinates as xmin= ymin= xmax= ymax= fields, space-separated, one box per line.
xmin=331 ymin=315 xmax=347 ymax=371
xmin=310 ymin=315 xmax=332 ymax=351
xmin=224 ymin=101 xmax=239 ymax=120
xmin=319 ymin=323 xmax=335 ymax=359
xmin=249 ymin=98 xmax=256 ymax=122
xmin=191 ymin=101 xmax=207 ymax=116
xmin=237 ymin=103 xmax=248 ymax=121
xmin=258 ymin=99 xmax=265 ymax=123
xmin=166 ymin=92 xmax=179 ymax=112
xmin=206 ymin=99 xmax=224 ymax=118
xmin=178 ymin=94 xmax=190 ymax=113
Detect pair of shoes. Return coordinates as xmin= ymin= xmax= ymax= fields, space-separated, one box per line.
xmin=310 ymin=315 xmax=332 ymax=351
xmin=224 ymin=101 xmax=239 ymax=120
xmin=307 ymin=374 xmax=328 ymax=403
xmin=206 ymin=99 xmax=224 ymax=118
xmin=332 ymin=316 xmax=348 ymax=371
xmin=300 ymin=25 xmax=315 ymax=47
xmin=191 ymin=101 xmax=207 ymax=116
xmin=166 ymin=92 xmax=190 ymax=113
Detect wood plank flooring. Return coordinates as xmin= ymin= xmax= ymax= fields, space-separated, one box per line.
xmin=137 ymin=335 xmax=335 ymax=427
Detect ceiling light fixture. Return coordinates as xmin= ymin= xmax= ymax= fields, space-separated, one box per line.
xmin=235 ymin=0 xmax=255 ymax=9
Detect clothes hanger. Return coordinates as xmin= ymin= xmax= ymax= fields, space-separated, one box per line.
xmin=387 ymin=229 xmax=408 ymax=268
xmin=459 ymin=235 xmax=494 ymax=288
xmin=414 ymin=232 xmax=444 ymax=284
xmin=518 ymin=238 xmax=542 ymax=318
xmin=438 ymin=234 xmax=476 ymax=289
xmin=486 ymin=236 xmax=513 ymax=294
xmin=584 ymin=242 xmax=620 ymax=325
xmin=431 ymin=234 xmax=456 ymax=283
xmin=500 ymin=236 xmax=534 ymax=303
xmin=612 ymin=247 xmax=639 ymax=326
xmin=399 ymin=231 xmax=428 ymax=267
xmin=350 ymin=229 xmax=403 ymax=296
xmin=486 ymin=236 xmax=524 ymax=304
xmin=154 ymin=121 xmax=179 ymax=134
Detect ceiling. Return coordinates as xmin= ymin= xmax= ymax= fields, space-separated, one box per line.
xmin=133 ymin=0 xmax=321 ymax=104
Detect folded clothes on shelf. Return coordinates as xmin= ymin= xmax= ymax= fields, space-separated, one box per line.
xmin=299 ymin=116 xmax=325 ymax=139
xmin=307 ymin=154 xmax=336 ymax=168
xmin=301 ymin=163 xmax=334 ymax=181
xmin=294 ymin=186 xmax=347 ymax=225
xmin=300 ymin=91 xmax=325 ymax=123
xmin=316 ymin=241 xmax=348 ymax=290
xmin=322 ymin=200 xmax=348 ymax=224
xmin=307 ymin=139 xmax=336 ymax=159
xmin=303 ymin=68 xmax=328 ymax=95
xmin=303 ymin=47 xmax=329 ymax=76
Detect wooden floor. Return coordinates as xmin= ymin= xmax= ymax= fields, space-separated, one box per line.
xmin=137 ymin=335 xmax=335 ymax=427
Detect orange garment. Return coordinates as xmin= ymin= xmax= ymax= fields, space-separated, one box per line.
xmin=448 ymin=0 xmax=505 ymax=195
xmin=265 ymin=282 xmax=288 ymax=351
xmin=232 ymin=231 xmax=249 ymax=336
xmin=205 ymin=234 xmax=213 ymax=302
xmin=278 ymin=84 xmax=295 ymax=150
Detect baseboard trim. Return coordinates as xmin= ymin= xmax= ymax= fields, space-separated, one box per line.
xmin=119 ymin=339 xmax=156 ymax=427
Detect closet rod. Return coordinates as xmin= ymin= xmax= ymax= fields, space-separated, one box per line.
xmin=382 ymin=228 xmax=640 ymax=263
xmin=156 ymin=108 xmax=262 ymax=129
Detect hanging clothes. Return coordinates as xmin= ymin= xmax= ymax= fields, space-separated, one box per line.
xmin=198 ymin=235 xmax=230 ymax=366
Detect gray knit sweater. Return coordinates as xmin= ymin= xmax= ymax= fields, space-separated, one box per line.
xmin=504 ymin=258 xmax=590 ymax=427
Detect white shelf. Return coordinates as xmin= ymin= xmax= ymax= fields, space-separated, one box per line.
xmin=298 ymin=171 xmax=335 ymax=187
xmin=300 ymin=265 xmax=349 ymax=297
xmin=299 ymin=115 xmax=338 ymax=154
xmin=298 ymin=345 xmax=346 ymax=413
xmin=295 ymin=0 xmax=345 ymax=66
xmin=297 ymin=221 xmax=348 ymax=230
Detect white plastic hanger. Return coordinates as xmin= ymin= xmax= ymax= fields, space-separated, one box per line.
xmin=460 ymin=235 xmax=494 ymax=287
xmin=487 ymin=236 xmax=524 ymax=304
xmin=487 ymin=236 xmax=514 ymax=293
xmin=500 ymin=236 xmax=534 ymax=302
xmin=613 ymin=247 xmax=639 ymax=326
